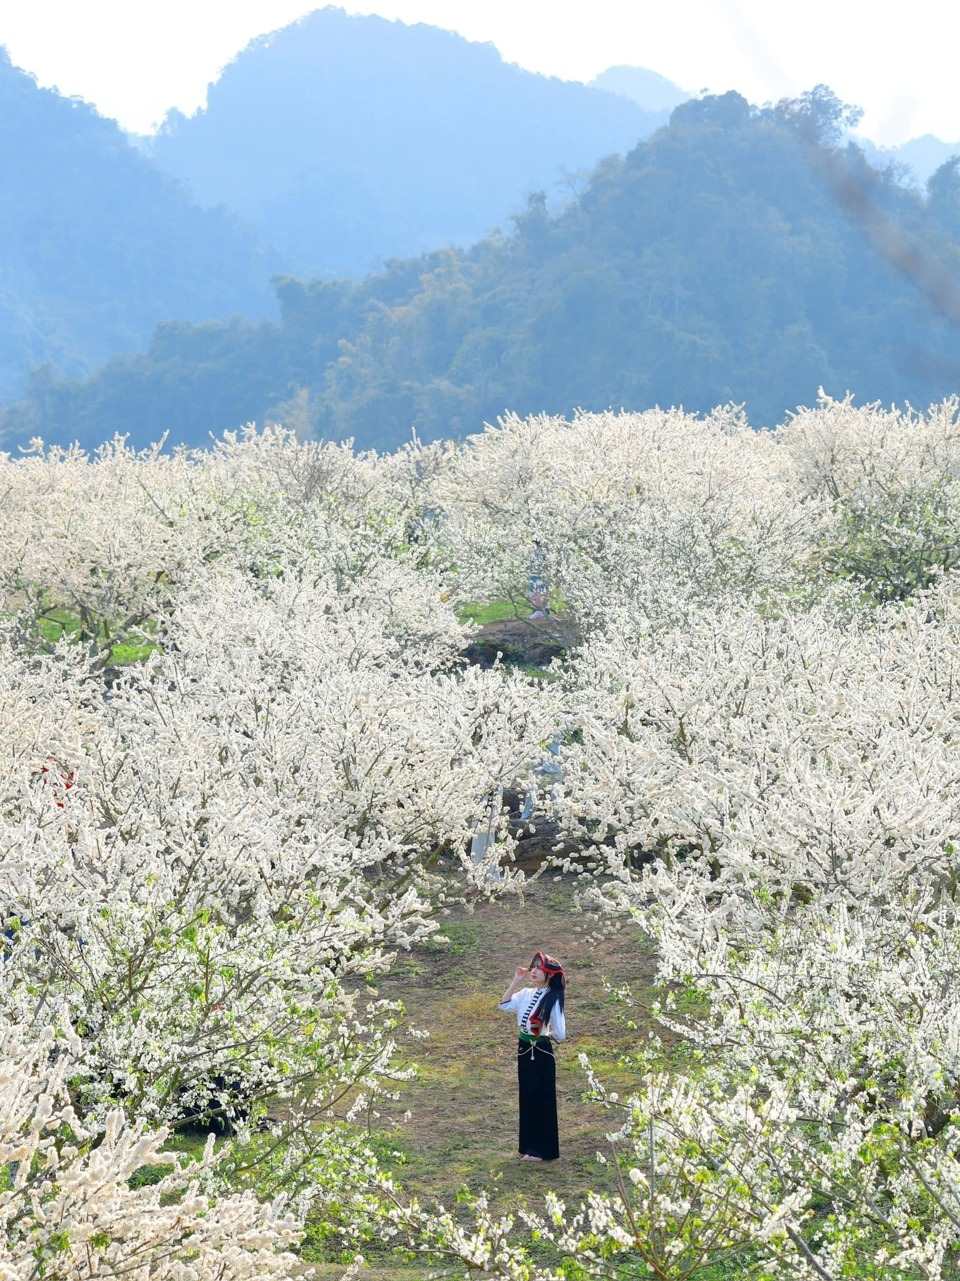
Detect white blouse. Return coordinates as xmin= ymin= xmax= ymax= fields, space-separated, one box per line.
xmin=498 ymin=986 xmax=566 ymax=1041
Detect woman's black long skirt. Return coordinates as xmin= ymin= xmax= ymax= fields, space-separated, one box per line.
xmin=517 ymin=1036 xmax=559 ymax=1160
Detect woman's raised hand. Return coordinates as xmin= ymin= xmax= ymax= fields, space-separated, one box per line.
xmin=514 ymin=965 xmax=529 ymax=980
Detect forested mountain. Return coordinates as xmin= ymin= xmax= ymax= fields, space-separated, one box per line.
xmin=147 ymin=6 xmax=669 ymax=278
xmin=5 ymin=86 xmax=960 ymax=457
xmin=591 ymin=62 xmax=960 ymax=192
xmin=0 ymin=50 xmax=278 ymax=402
xmin=589 ymin=66 xmax=689 ymax=114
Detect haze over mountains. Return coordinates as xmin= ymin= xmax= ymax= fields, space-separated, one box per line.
xmin=7 ymin=83 xmax=960 ymax=456
xmin=0 ymin=49 xmax=277 ymax=402
xmin=592 ymin=60 xmax=959 ymax=188
xmin=148 ymin=7 xmax=672 ymax=279
xmin=857 ymin=134 xmax=960 ymax=187
xmin=589 ymin=66 xmax=690 ymax=114
xmin=1 ymin=4 xmax=959 ymax=456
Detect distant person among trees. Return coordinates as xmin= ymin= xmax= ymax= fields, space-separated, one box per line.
xmin=498 ymin=951 xmax=566 ymax=1161
xmin=527 ymin=541 xmax=550 ymax=618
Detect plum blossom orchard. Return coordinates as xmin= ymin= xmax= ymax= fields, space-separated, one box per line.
xmin=1 ymin=1016 xmax=313 ymax=1280
xmin=3 ymin=393 xmax=960 ymax=1278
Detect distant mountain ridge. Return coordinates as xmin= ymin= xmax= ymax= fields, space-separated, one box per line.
xmin=148 ymin=6 xmax=671 ymax=278
xmin=589 ymin=62 xmax=960 ymax=191
xmin=856 ymin=132 xmax=960 ymax=187
xmin=589 ymin=66 xmax=690 ymax=113
xmin=0 ymin=48 xmax=277 ymax=401
xmin=8 ymin=87 xmax=960 ymax=458
xmin=5 ymin=8 xmax=960 ymax=449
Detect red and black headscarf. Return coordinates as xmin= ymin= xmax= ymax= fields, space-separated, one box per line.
xmin=528 ymin=950 xmax=565 ymax=1036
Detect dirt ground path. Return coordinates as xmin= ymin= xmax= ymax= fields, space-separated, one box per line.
xmin=325 ymin=870 xmax=658 ymax=1276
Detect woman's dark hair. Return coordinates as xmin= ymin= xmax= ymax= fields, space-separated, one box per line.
xmin=529 ymin=951 xmax=565 ymax=1031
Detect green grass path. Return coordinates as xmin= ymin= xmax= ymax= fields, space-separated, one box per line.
xmin=313 ymin=873 xmax=657 ymax=1278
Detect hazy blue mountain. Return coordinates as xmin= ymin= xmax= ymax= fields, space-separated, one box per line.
xmin=591 ymin=70 xmax=960 ymax=197
xmin=9 ymin=86 xmax=960 ymax=458
xmin=857 ymin=132 xmax=960 ymax=188
xmin=896 ymin=135 xmax=960 ymax=185
xmin=590 ymin=68 xmax=958 ymax=192
xmin=148 ymin=6 xmax=670 ymax=277
xmin=590 ymin=66 xmax=689 ymax=113
xmin=0 ymin=49 xmax=278 ymax=401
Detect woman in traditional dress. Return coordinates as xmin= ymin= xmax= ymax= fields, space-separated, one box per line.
xmin=498 ymin=951 xmax=566 ymax=1161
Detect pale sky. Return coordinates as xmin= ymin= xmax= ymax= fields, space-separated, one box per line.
xmin=0 ymin=0 xmax=956 ymax=147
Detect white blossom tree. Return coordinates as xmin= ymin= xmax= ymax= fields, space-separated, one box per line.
xmin=0 ymin=1014 xmax=324 ymax=1280
xmin=5 ymin=400 xmax=960 ymax=1277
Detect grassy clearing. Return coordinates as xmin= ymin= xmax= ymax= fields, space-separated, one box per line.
xmin=0 ymin=595 xmax=160 ymax=666
xmin=455 ymin=593 xmax=567 ymax=626
xmin=310 ymin=874 xmax=890 ymax=1279
xmin=5 ymin=592 xmax=568 ymax=671
xmin=33 ymin=606 xmax=160 ymax=664
xmin=302 ymin=872 xmax=662 ymax=1277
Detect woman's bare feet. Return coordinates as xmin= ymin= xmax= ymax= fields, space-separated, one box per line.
xmin=520 ymin=1153 xmax=543 ymax=1161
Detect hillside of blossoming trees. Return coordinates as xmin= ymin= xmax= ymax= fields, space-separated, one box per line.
xmin=4 ymin=392 xmax=960 ymax=1278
